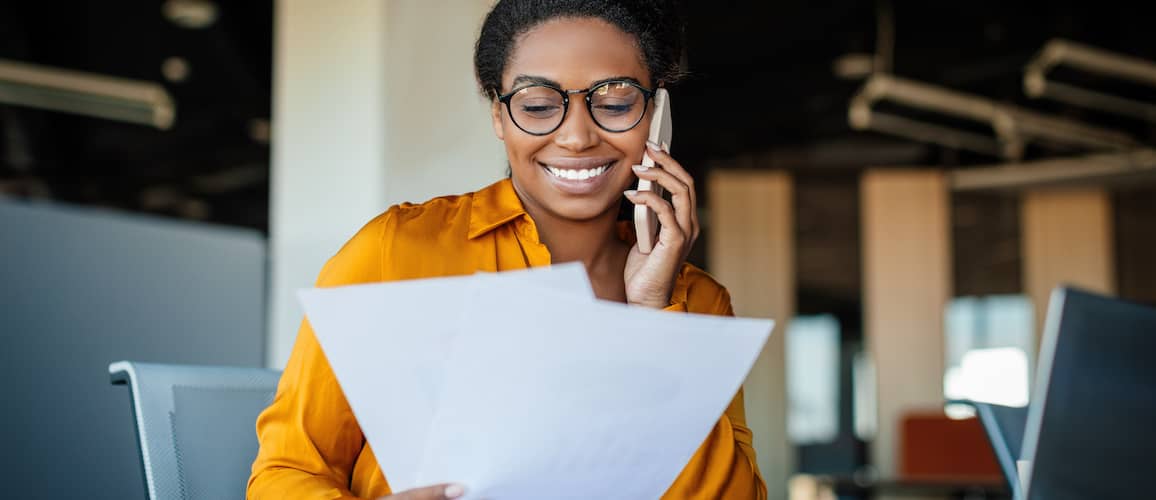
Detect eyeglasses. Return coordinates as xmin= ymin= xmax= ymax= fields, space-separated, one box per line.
xmin=496 ymin=80 xmax=656 ymax=136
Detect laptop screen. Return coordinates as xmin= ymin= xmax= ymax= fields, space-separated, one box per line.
xmin=1021 ymin=287 xmax=1156 ymax=499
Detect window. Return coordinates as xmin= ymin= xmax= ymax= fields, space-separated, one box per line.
xmin=787 ymin=314 xmax=841 ymax=444
xmin=943 ymin=295 xmax=1034 ymax=417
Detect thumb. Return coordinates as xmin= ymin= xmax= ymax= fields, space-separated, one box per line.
xmin=387 ymin=483 xmax=466 ymax=500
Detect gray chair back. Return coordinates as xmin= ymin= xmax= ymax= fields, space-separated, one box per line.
xmin=110 ymin=361 xmax=282 ymax=500
xmin=948 ymin=399 xmax=1028 ymax=499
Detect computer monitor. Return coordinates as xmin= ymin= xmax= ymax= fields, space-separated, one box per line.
xmin=1021 ymin=287 xmax=1156 ymax=499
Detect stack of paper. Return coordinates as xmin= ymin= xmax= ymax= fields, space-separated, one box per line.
xmin=299 ymin=263 xmax=773 ymax=500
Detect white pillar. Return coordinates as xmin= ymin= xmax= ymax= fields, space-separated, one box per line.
xmin=709 ymin=170 xmax=794 ymax=500
xmin=269 ymin=1 xmax=502 ymax=368
xmin=861 ymin=169 xmax=951 ymax=478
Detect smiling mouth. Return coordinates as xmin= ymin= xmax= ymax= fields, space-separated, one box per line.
xmin=539 ymin=161 xmax=615 ymax=181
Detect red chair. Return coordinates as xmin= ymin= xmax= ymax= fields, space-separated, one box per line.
xmin=899 ymin=410 xmax=1003 ymax=482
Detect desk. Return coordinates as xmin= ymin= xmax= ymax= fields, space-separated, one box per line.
xmin=791 ymin=474 xmax=1009 ymax=500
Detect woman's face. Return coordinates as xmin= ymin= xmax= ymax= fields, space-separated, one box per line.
xmin=492 ymin=17 xmax=652 ymax=223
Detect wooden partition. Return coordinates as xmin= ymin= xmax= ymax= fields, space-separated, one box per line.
xmin=861 ymin=169 xmax=952 ymax=478
xmin=1021 ymin=189 xmax=1115 ymax=347
xmin=708 ymin=170 xmax=794 ymax=500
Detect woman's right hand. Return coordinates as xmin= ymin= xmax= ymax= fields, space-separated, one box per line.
xmin=377 ymin=483 xmax=465 ymax=500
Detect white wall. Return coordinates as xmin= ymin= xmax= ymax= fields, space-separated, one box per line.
xmin=381 ymin=2 xmax=507 ymax=207
xmin=269 ymin=0 xmax=503 ymax=368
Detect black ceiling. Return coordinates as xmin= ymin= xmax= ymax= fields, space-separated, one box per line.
xmin=675 ymin=0 xmax=1156 ymax=168
xmin=0 ymin=1 xmax=272 ymax=229
xmin=1 ymin=1 xmax=1153 ymax=231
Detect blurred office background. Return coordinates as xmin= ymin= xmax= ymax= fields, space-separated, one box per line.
xmin=2 ymin=1 xmax=1153 ymax=498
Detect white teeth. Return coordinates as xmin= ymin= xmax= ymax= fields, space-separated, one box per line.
xmin=545 ymin=163 xmax=611 ymax=181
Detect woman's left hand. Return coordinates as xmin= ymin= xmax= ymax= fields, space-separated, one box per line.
xmin=623 ymin=141 xmax=700 ymax=309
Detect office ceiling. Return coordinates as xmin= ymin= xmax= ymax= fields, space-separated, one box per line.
xmin=675 ymin=0 xmax=1156 ymax=169
xmin=0 ymin=1 xmax=273 ymax=229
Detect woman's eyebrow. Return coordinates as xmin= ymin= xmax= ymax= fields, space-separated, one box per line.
xmin=589 ymin=76 xmax=643 ymax=88
xmin=509 ymin=75 xmax=645 ymax=90
xmin=511 ymin=75 xmax=560 ymax=88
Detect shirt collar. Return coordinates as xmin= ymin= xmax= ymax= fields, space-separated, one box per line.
xmin=468 ymin=178 xmax=688 ymax=305
xmin=468 ymin=178 xmax=528 ymax=239
xmin=469 ymin=178 xmax=640 ymax=244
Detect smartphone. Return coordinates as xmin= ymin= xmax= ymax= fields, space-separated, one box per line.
xmin=634 ymin=88 xmax=672 ymax=254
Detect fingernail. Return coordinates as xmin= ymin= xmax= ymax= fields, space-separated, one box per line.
xmin=632 ymin=164 xmax=649 ymax=172
xmin=444 ymin=484 xmax=465 ymax=499
xmin=623 ymin=190 xmax=638 ymax=197
xmin=646 ymin=140 xmax=660 ymax=151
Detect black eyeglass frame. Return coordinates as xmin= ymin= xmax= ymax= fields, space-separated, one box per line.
xmin=496 ymin=80 xmax=657 ymax=136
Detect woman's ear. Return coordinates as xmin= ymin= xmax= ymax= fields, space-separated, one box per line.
xmin=490 ymin=99 xmax=505 ymax=141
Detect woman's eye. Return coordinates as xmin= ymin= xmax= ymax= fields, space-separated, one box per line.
xmin=520 ymin=104 xmax=562 ymax=117
xmin=594 ymin=103 xmax=634 ymax=115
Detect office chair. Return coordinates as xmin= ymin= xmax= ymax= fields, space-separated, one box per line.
xmin=109 ymin=361 xmax=281 ymax=500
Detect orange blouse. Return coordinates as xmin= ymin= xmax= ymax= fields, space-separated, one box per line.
xmin=248 ymin=179 xmax=766 ymax=499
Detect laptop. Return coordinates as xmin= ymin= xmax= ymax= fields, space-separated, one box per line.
xmin=1019 ymin=286 xmax=1156 ymax=499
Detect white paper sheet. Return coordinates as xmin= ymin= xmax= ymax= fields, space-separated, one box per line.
xmin=299 ymin=265 xmax=773 ymax=499
xmin=298 ymin=263 xmax=593 ymax=491
xmin=414 ymin=281 xmax=773 ymax=499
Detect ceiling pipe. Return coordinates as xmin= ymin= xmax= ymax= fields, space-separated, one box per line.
xmin=949 ymin=148 xmax=1156 ymax=191
xmin=0 ymin=58 xmax=175 ymax=130
xmin=849 ymin=73 xmax=1137 ymax=160
xmin=1024 ymin=38 xmax=1156 ymax=123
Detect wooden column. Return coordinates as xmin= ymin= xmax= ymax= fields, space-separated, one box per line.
xmin=861 ymin=169 xmax=951 ymax=478
xmin=1021 ymin=189 xmax=1115 ymax=346
xmin=709 ymin=170 xmax=794 ymax=500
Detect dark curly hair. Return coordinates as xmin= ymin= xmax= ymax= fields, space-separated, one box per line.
xmin=474 ymin=0 xmax=686 ymax=100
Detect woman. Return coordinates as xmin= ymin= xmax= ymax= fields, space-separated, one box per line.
xmin=248 ymin=1 xmax=765 ymax=498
